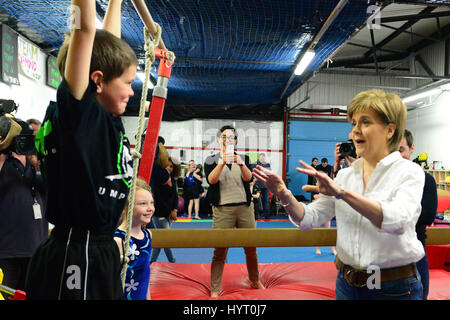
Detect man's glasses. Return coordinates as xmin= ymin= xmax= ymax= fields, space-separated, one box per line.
xmin=221 ymin=135 xmax=235 ymax=141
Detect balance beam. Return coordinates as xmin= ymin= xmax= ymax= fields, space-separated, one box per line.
xmin=150 ymin=227 xmax=450 ymax=248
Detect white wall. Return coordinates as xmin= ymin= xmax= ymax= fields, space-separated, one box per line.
xmin=0 ymin=36 xmax=56 ymax=122
xmin=123 ymin=117 xmax=284 ymax=178
xmin=287 ymin=41 xmax=450 ymax=170
xmin=406 ymin=90 xmax=450 ymax=169
xmin=402 ymin=39 xmax=450 ymax=169
xmin=287 ymin=70 xmax=410 ymax=111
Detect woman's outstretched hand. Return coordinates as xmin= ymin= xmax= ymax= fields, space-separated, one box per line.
xmin=253 ymin=160 xmax=342 ymax=198
xmin=296 ymin=160 xmax=340 ymax=197
xmin=252 ymin=165 xmax=287 ymax=196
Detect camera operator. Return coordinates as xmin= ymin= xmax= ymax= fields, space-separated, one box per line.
xmin=333 ymin=138 xmax=358 ymax=177
xmin=0 ymin=117 xmax=48 ymax=292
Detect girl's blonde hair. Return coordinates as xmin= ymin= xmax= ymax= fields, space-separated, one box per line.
xmin=347 ymin=89 xmax=406 ymax=153
xmin=118 ymin=178 xmax=152 ymax=227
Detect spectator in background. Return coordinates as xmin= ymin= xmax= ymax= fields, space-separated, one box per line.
xmin=316 ymin=157 xmax=333 ymax=178
xmin=255 ymin=153 xmax=271 ymax=219
xmin=204 ymin=125 xmax=264 ymax=298
xmin=26 ymin=119 xmax=41 ymax=136
xmin=150 ymin=157 xmax=181 ymax=263
xmin=149 ymin=136 xmax=170 ymax=191
xmin=146 ymin=136 xmax=171 ymax=229
xmin=184 ymin=160 xmax=202 ymax=219
xmin=250 ymin=179 xmax=262 ymax=220
xmin=399 ymin=129 xmax=437 ymax=300
xmin=196 ymin=164 xmax=206 ymax=199
xmin=307 ymin=157 xmax=319 ymax=201
xmin=0 ymin=118 xmax=48 ymax=292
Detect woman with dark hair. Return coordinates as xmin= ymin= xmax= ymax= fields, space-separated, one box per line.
xmin=195 ymin=163 xmax=206 ymax=199
xmin=204 ymin=125 xmax=264 ymax=298
xmin=150 ymin=157 xmax=181 ymax=263
xmin=184 ymin=160 xmax=202 ymax=219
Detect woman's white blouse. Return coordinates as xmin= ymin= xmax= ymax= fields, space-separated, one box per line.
xmin=291 ymin=151 xmax=425 ymax=269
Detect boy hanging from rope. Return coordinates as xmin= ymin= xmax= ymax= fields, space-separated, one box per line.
xmin=25 ymin=0 xmax=138 ymax=299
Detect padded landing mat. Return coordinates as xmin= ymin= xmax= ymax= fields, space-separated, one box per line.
xmin=429 ymin=270 xmax=450 ymax=300
xmin=150 ymin=261 xmax=450 ymax=300
xmin=151 ymin=261 xmax=337 ymax=300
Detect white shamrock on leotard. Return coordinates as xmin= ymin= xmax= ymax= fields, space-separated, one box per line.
xmin=128 ymin=243 xmax=140 ymax=261
xmin=125 ymin=279 xmax=139 ymax=292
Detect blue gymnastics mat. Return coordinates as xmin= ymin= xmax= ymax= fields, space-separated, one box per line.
xmin=150 ymin=219 xmax=337 ymax=264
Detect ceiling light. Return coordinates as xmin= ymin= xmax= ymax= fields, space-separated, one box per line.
xmin=439 ymin=83 xmax=450 ymax=91
xmin=402 ymin=88 xmax=441 ymax=103
xmin=294 ymin=49 xmax=315 ymax=76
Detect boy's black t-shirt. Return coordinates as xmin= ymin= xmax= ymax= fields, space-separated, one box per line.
xmin=39 ymin=78 xmax=133 ymax=234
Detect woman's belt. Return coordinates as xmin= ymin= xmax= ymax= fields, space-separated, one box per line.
xmin=335 ymin=256 xmax=417 ymax=288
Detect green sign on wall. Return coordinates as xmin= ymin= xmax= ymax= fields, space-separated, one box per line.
xmin=1 ymin=25 xmax=19 ymax=85
xmin=46 ymin=55 xmax=61 ymax=89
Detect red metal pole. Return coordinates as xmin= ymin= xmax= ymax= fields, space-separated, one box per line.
xmin=138 ymin=57 xmax=173 ymax=183
xmin=282 ymin=110 xmax=287 ymax=182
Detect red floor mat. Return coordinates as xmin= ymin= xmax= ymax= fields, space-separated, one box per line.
xmin=150 ymin=261 xmax=336 ymax=300
xmin=429 ymin=269 xmax=450 ymax=300
xmin=150 ymin=260 xmax=450 ymax=300
xmin=427 ymin=245 xmax=450 ymax=300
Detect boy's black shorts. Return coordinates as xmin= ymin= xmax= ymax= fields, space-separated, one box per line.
xmin=25 ymin=227 xmax=124 ymax=300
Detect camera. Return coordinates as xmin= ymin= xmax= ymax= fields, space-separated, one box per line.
xmin=0 ymin=99 xmax=36 ymax=156
xmin=0 ymin=99 xmax=18 ymax=115
xmin=0 ymin=117 xmax=36 ymax=156
xmin=339 ymin=139 xmax=356 ymax=159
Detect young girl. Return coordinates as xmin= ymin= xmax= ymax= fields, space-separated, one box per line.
xmin=115 ymin=178 xmax=154 ymax=300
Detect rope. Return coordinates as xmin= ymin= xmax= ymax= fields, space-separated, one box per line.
xmin=166 ymin=50 xmax=176 ymax=63
xmin=120 ymin=25 xmax=158 ymax=288
xmin=145 ymin=23 xmax=176 ymax=63
xmin=120 ymin=22 xmax=175 ymax=288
